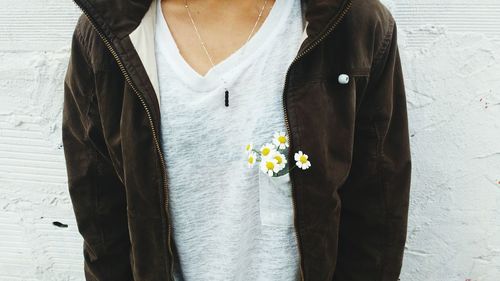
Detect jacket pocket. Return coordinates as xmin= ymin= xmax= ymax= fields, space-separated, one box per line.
xmin=258 ymin=172 xmax=294 ymax=228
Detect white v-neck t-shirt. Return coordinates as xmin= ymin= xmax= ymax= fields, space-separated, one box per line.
xmin=154 ymin=0 xmax=306 ymax=280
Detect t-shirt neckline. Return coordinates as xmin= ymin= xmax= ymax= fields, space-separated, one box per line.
xmin=155 ymin=0 xmax=291 ymax=92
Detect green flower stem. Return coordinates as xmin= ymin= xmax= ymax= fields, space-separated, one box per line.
xmin=251 ymin=149 xmax=261 ymax=155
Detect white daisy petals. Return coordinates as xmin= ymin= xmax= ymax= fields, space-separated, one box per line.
xmin=247 ymin=152 xmax=257 ymax=168
xmin=271 ymin=150 xmax=287 ymax=170
xmin=260 ymin=157 xmax=281 ymax=177
xmin=294 ymin=151 xmax=311 ymax=170
xmin=260 ymin=143 xmax=276 ymax=159
xmin=245 ymin=143 xmax=253 ymax=154
xmin=272 ymin=131 xmax=289 ymax=150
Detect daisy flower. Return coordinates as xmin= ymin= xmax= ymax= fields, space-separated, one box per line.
xmin=260 ymin=157 xmax=281 ymax=177
xmin=294 ymin=151 xmax=311 ymax=170
xmin=247 ymin=151 xmax=257 ymax=168
xmin=272 ymin=131 xmax=289 ymax=150
xmin=260 ymin=143 xmax=276 ymax=159
xmin=271 ymin=150 xmax=288 ymax=170
xmin=244 ymin=143 xmax=253 ymax=154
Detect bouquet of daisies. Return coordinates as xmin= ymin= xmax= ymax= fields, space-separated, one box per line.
xmin=244 ymin=131 xmax=311 ymax=177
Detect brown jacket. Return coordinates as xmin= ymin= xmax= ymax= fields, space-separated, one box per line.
xmin=62 ymin=0 xmax=412 ymax=280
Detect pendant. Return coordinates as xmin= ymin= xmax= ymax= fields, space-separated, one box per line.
xmin=225 ymin=89 xmax=229 ymax=107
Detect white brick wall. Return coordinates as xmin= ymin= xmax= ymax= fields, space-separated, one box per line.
xmin=0 ymin=0 xmax=499 ymax=280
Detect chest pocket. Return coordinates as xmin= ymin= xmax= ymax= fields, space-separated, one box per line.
xmin=258 ymin=172 xmax=294 ymax=228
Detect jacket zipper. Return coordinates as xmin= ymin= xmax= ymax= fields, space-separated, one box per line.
xmin=70 ymin=1 xmax=176 ymax=279
xmin=283 ymin=1 xmax=352 ymax=280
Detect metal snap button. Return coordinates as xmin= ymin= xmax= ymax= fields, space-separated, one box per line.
xmin=338 ymin=74 xmax=349 ymax=85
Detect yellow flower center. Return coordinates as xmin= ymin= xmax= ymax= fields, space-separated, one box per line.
xmin=248 ymin=156 xmax=255 ymax=164
xmin=262 ymin=147 xmax=271 ymax=156
xmin=265 ymin=161 xmax=275 ymax=170
xmin=246 ymin=144 xmax=251 ymax=151
xmin=299 ymin=155 xmax=308 ymax=164
xmin=274 ymin=155 xmax=283 ymax=164
xmin=278 ymin=136 xmax=287 ymax=144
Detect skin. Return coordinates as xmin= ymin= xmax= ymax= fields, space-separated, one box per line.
xmin=160 ymin=0 xmax=276 ymax=76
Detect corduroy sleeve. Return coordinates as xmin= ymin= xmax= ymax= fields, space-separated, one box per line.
xmin=62 ymin=19 xmax=134 ymax=281
xmin=333 ymin=18 xmax=412 ymax=281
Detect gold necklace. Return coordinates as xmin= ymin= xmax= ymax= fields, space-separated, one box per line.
xmin=184 ymin=0 xmax=269 ymax=107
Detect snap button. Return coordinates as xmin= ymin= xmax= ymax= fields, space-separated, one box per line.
xmin=338 ymin=74 xmax=349 ymax=85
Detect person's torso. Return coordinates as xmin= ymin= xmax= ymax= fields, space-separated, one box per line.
xmin=68 ymin=0 xmax=400 ymax=279
xmin=155 ymin=0 xmax=305 ymax=279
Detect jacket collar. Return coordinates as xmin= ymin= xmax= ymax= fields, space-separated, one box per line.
xmin=72 ymin=0 xmax=350 ymax=106
xmin=74 ymin=0 xmax=347 ymax=40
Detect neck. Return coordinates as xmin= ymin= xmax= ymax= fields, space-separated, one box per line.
xmin=180 ymin=0 xmax=270 ymax=16
xmin=165 ymin=0 xmax=275 ymax=39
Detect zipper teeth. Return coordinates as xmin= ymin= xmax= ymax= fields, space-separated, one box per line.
xmin=71 ymin=1 xmax=175 ymax=279
xmin=283 ymin=1 xmax=352 ymax=280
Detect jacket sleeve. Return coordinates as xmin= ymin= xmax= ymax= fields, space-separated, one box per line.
xmin=62 ymin=23 xmax=134 ymax=281
xmin=333 ymin=20 xmax=412 ymax=281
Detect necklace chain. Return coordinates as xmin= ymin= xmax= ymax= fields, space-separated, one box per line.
xmin=184 ymin=0 xmax=269 ymax=68
xmin=183 ymin=0 xmax=269 ymax=107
